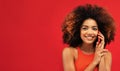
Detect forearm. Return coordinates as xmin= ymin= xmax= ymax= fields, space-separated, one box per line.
xmin=99 ymin=57 xmax=106 ymax=71
xmin=99 ymin=56 xmax=111 ymax=71
xmin=84 ymin=61 xmax=97 ymax=71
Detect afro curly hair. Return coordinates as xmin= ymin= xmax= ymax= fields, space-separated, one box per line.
xmin=62 ymin=4 xmax=116 ymax=48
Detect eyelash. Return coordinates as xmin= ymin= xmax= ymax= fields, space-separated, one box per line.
xmin=92 ymin=28 xmax=98 ymax=30
xmin=82 ymin=27 xmax=87 ymax=30
xmin=81 ymin=27 xmax=98 ymax=30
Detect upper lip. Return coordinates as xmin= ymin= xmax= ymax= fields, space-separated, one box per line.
xmin=85 ymin=36 xmax=95 ymax=40
xmin=85 ymin=36 xmax=94 ymax=37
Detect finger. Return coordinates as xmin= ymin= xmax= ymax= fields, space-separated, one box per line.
xmin=101 ymin=42 xmax=105 ymax=49
xmin=98 ymin=36 xmax=104 ymax=41
xmin=98 ymin=49 xmax=108 ymax=54
xmin=97 ymin=48 xmax=108 ymax=53
xmin=98 ymin=32 xmax=104 ymax=41
xmin=102 ymin=49 xmax=108 ymax=52
xmin=98 ymin=52 xmax=105 ymax=58
xmin=98 ymin=36 xmax=105 ymax=49
xmin=96 ymin=43 xmax=103 ymax=51
xmin=97 ymin=41 xmax=102 ymax=49
xmin=98 ymin=32 xmax=104 ymax=38
xmin=98 ymin=40 xmax=104 ymax=49
xmin=99 ymin=50 xmax=108 ymax=57
xmin=98 ymin=50 xmax=108 ymax=57
xmin=102 ymin=52 xmax=108 ymax=56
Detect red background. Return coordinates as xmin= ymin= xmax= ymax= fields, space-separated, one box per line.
xmin=0 ymin=0 xmax=120 ymax=71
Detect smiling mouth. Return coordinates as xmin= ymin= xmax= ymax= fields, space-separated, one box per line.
xmin=85 ymin=36 xmax=94 ymax=40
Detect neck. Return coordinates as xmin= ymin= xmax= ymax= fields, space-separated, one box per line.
xmin=80 ymin=43 xmax=95 ymax=53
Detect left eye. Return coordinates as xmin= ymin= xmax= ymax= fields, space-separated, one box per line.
xmin=92 ymin=28 xmax=98 ymax=30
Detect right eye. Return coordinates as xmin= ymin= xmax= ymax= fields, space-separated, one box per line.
xmin=81 ymin=27 xmax=88 ymax=30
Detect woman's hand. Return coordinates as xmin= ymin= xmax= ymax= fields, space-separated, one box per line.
xmin=92 ymin=32 xmax=108 ymax=65
xmin=93 ymin=44 xmax=108 ymax=65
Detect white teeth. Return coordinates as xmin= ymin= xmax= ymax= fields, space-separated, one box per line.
xmin=86 ymin=36 xmax=93 ymax=40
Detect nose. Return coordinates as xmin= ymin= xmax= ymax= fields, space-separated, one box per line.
xmin=87 ymin=29 xmax=94 ymax=34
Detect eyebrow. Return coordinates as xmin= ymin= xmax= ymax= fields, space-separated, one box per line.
xmin=82 ymin=25 xmax=98 ymax=27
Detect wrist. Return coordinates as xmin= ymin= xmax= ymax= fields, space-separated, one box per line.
xmin=91 ymin=61 xmax=98 ymax=66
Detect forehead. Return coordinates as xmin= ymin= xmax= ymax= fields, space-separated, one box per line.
xmin=82 ymin=18 xmax=98 ymax=27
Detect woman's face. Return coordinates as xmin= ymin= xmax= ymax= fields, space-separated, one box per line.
xmin=80 ymin=18 xmax=98 ymax=44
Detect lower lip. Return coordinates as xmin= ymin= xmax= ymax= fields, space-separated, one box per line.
xmin=86 ymin=37 xmax=93 ymax=40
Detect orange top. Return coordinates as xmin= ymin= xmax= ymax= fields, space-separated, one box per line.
xmin=75 ymin=47 xmax=98 ymax=71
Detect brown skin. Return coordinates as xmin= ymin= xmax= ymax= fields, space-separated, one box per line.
xmin=62 ymin=46 xmax=112 ymax=71
xmin=62 ymin=19 xmax=112 ymax=71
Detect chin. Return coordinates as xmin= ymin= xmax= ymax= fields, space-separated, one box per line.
xmin=83 ymin=40 xmax=95 ymax=44
xmin=84 ymin=42 xmax=93 ymax=44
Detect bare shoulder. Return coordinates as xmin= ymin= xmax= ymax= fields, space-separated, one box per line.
xmin=62 ymin=47 xmax=77 ymax=58
xmin=103 ymin=50 xmax=112 ymax=71
xmin=104 ymin=50 xmax=112 ymax=65
xmin=62 ymin=47 xmax=71 ymax=56
xmin=62 ymin=47 xmax=74 ymax=56
xmin=62 ymin=47 xmax=74 ymax=64
xmin=105 ymin=50 xmax=112 ymax=58
xmin=62 ymin=47 xmax=77 ymax=71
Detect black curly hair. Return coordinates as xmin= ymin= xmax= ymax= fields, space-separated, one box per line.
xmin=62 ymin=4 xmax=116 ymax=48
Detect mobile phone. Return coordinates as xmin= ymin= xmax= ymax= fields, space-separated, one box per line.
xmin=97 ymin=33 xmax=101 ymax=44
xmin=97 ymin=36 xmax=100 ymax=44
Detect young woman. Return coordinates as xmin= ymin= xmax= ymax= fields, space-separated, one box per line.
xmin=62 ymin=4 xmax=116 ymax=71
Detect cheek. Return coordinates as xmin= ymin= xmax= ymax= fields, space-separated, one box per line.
xmin=94 ymin=31 xmax=99 ymax=36
xmin=95 ymin=33 xmax=98 ymax=36
xmin=94 ymin=32 xmax=98 ymax=40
